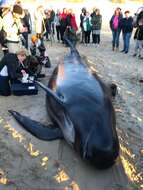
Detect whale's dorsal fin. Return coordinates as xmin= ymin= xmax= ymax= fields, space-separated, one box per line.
xmin=35 ymin=81 xmax=65 ymax=106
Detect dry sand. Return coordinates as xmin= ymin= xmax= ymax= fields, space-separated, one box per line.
xmin=0 ymin=32 xmax=143 ymax=190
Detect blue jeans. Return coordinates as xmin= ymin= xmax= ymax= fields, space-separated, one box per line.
xmin=122 ymin=32 xmax=132 ymax=52
xmin=112 ymin=29 xmax=121 ymax=48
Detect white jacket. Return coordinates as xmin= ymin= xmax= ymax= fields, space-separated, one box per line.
xmin=0 ymin=17 xmax=3 ymax=31
xmin=83 ymin=16 xmax=92 ymax=32
xmin=2 ymin=11 xmax=20 ymax=42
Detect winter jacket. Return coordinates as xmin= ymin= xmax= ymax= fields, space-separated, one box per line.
xmin=120 ymin=17 xmax=133 ymax=33
xmin=59 ymin=12 xmax=67 ymax=28
xmin=0 ymin=53 xmax=27 ymax=80
xmin=91 ymin=14 xmax=102 ymax=30
xmin=110 ymin=15 xmax=122 ymax=31
xmin=54 ymin=14 xmax=60 ymax=26
xmin=83 ymin=16 xmax=92 ymax=32
xmin=2 ymin=11 xmax=20 ymax=42
xmin=135 ymin=25 xmax=143 ymax=40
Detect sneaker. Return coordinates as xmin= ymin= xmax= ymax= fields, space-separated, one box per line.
xmin=133 ymin=53 xmax=137 ymax=57
xmin=125 ymin=51 xmax=128 ymax=54
xmin=120 ymin=49 xmax=125 ymax=52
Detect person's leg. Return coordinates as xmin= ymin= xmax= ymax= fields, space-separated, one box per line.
xmin=56 ymin=25 xmax=60 ymax=41
xmin=116 ymin=29 xmax=121 ymax=49
xmin=133 ymin=40 xmax=139 ymax=56
xmin=0 ymin=76 xmax=11 ymax=96
xmin=87 ymin=31 xmax=91 ymax=43
xmin=51 ymin=22 xmax=55 ymax=35
xmin=60 ymin=26 xmax=65 ymax=43
xmin=97 ymin=34 xmax=100 ymax=44
xmin=112 ymin=30 xmax=116 ymax=50
xmin=84 ymin=31 xmax=88 ymax=44
xmin=125 ymin=32 xmax=132 ymax=53
xmin=115 ymin=30 xmax=120 ymax=49
xmin=45 ymin=31 xmax=49 ymax=40
xmin=22 ymin=32 xmax=28 ymax=49
xmin=81 ymin=28 xmax=84 ymax=43
xmin=95 ymin=34 xmax=98 ymax=44
xmin=92 ymin=32 xmax=96 ymax=44
xmin=138 ymin=40 xmax=142 ymax=57
xmin=121 ymin=32 xmax=126 ymax=52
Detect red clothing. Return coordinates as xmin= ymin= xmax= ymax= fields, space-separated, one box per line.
xmin=60 ymin=12 xmax=67 ymax=20
xmin=71 ymin=14 xmax=78 ymax=31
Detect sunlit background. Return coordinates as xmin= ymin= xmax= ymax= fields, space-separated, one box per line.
xmin=0 ymin=0 xmax=143 ymax=30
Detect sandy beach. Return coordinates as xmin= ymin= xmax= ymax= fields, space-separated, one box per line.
xmin=0 ymin=29 xmax=143 ymax=190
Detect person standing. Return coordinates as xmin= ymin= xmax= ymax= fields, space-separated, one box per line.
xmin=54 ymin=9 xmax=61 ymax=42
xmin=64 ymin=9 xmax=78 ymax=46
xmin=59 ymin=8 xmax=67 ymax=43
xmin=21 ymin=9 xmax=32 ymax=49
xmin=133 ymin=14 xmax=143 ymax=58
xmin=80 ymin=7 xmax=86 ymax=43
xmin=91 ymin=8 xmax=102 ymax=46
xmin=2 ymin=6 xmax=23 ymax=53
xmin=44 ymin=9 xmax=51 ymax=41
xmin=83 ymin=11 xmax=92 ymax=45
xmin=120 ymin=11 xmax=133 ymax=54
xmin=34 ymin=5 xmax=45 ymax=40
xmin=110 ymin=8 xmax=122 ymax=51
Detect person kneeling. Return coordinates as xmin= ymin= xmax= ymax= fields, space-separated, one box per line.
xmin=0 ymin=48 xmax=27 ymax=96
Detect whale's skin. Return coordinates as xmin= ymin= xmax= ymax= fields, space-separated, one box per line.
xmin=45 ymin=44 xmax=119 ymax=169
xmin=9 ymin=40 xmax=119 ymax=169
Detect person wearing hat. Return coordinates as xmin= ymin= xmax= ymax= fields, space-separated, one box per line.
xmin=120 ymin=10 xmax=133 ymax=54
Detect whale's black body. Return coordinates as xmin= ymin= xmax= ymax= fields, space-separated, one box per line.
xmin=9 ymin=39 xmax=119 ymax=169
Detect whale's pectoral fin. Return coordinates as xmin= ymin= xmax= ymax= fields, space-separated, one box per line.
xmin=8 ymin=110 xmax=64 ymax=141
xmin=109 ymin=83 xmax=118 ymax=97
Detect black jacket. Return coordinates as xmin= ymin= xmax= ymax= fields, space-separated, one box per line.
xmin=136 ymin=25 xmax=143 ymax=40
xmin=91 ymin=14 xmax=102 ymax=30
xmin=120 ymin=17 xmax=133 ymax=33
xmin=0 ymin=53 xmax=27 ymax=80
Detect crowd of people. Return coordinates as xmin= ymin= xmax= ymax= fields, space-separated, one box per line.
xmin=110 ymin=7 xmax=143 ymax=57
xmin=0 ymin=0 xmax=143 ymax=96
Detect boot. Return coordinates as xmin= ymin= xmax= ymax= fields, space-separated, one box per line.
xmin=112 ymin=46 xmax=115 ymax=51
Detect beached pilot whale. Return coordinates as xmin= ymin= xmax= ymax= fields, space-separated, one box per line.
xmin=9 ymin=38 xmax=119 ymax=169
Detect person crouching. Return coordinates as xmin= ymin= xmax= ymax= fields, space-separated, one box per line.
xmin=0 ymin=48 xmax=27 ymax=96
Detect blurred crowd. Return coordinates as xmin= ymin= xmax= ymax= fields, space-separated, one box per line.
xmin=0 ymin=1 xmax=142 ymax=56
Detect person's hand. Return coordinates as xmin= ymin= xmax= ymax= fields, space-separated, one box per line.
xmin=21 ymin=69 xmax=26 ymax=75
